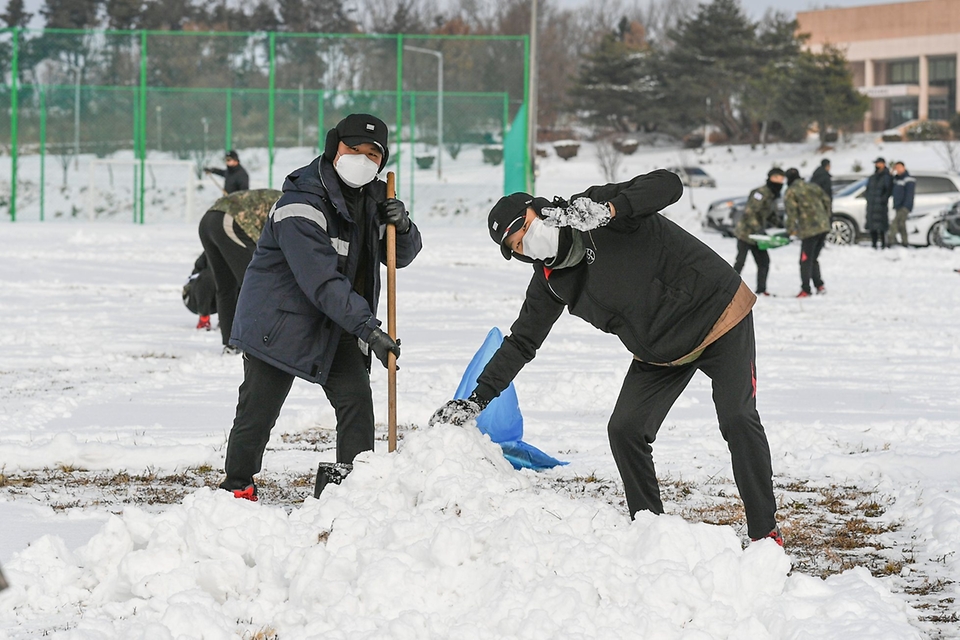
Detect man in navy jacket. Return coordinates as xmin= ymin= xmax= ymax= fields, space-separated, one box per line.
xmin=891 ymin=161 xmax=915 ymax=247
xmin=220 ymin=114 xmax=422 ymax=500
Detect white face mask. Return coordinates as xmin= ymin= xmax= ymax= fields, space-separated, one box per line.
xmin=521 ymin=217 xmax=560 ymax=260
xmin=335 ymin=153 xmax=380 ymax=188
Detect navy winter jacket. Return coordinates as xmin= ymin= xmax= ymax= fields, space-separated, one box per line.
xmin=229 ymin=156 xmax=422 ymax=384
xmin=892 ymin=171 xmax=916 ymax=212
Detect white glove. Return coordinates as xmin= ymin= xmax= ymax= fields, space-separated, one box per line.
xmin=541 ymin=197 xmax=612 ymax=231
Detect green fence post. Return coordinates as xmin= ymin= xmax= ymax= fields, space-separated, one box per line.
xmin=409 ymin=93 xmax=415 ymax=215
xmin=139 ymin=30 xmax=147 ymax=224
xmin=317 ymin=89 xmax=324 ymax=154
xmin=9 ymin=27 xmax=19 ymax=222
xmin=225 ymin=87 xmax=232 ymax=151
xmin=132 ymin=86 xmax=138 ymax=223
xmin=40 ymin=83 xmax=46 ymax=221
xmin=268 ymin=32 xmax=276 ymax=188
xmin=395 ymin=34 xmax=403 ymax=196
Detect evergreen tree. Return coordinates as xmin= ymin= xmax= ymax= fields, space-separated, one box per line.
xmin=104 ymin=0 xmax=141 ymax=30
xmin=571 ymin=22 xmax=663 ymax=132
xmin=660 ymin=0 xmax=759 ymax=140
xmin=2 ymin=0 xmax=32 ymax=28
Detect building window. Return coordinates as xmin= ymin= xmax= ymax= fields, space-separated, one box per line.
xmin=929 ymin=57 xmax=956 ymax=82
xmin=890 ymin=60 xmax=919 ymax=84
xmin=889 ymin=97 xmax=918 ymax=127
xmin=929 ymin=56 xmax=957 ymax=118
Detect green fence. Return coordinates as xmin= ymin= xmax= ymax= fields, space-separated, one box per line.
xmin=1 ymin=28 xmax=531 ymax=222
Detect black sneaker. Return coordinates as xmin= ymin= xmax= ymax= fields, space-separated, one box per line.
xmin=222 ymin=345 xmax=241 ymax=355
xmin=314 ymin=462 xmax=353 ymax=498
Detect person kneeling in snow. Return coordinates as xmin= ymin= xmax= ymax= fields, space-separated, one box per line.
xmin=219 ymin=114 xmax=422 ymax=501
xmin=430 ymin=170 xmax=781 ymax=545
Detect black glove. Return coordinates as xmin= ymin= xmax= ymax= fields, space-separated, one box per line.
xmin=428 ymin=392 xmax=490 ymax=427
xmin=366 ymin=327 xmax=400 ymax=369
xmin=377 ymin=198 xmax=412 ymax=234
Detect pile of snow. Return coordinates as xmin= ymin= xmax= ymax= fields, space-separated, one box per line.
xmin=1 ymin=425 xmax=921 ymax=639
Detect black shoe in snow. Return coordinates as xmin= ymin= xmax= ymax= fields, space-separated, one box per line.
xmin=222 ymin=345 xmax=241 ymax=355
xmin=314 ymin=462 xmax=353 ymax=498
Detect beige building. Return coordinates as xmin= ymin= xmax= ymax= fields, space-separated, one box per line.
xmin=797 ymin=0 xmax=960 ymax=132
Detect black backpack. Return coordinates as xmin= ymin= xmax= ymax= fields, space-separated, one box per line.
xmin=182 ymin=253 xmax=217 ymax=316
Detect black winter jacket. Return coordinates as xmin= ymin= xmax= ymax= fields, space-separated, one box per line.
xmin=865 ymin=167 xmax=893 ymax=231
xmin=210 ymin=164 xmax=250 ymax=194
xmin=229 ymin=156 xmax=422 ymax=383
xmin=810 ymin=166 xmax=832 ymax=201
xmin=474 ymin=170 xmax=743 ymax=402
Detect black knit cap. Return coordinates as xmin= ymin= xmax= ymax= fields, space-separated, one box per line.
xmin=784 ymin=167 xmax=801 ymax=185
xmin=488 ymin=192 xmax=535 ymax=260
xmin=323 ymin=113 xmax=390 ymax=169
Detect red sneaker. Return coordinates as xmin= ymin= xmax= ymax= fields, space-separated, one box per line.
xmin=231 ymin=484 xmax=258 ymax=502
xmin=816 ymin=285 xmax=827 ymax=295
xmin=796 ymin=291 xmax=811 ymax=298
xmin=197 ymin=315 xmax=212 ymax=330
xmin=752 ymin=526 xmax=784 ymax=547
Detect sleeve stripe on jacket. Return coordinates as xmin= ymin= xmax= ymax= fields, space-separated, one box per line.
xmin=273 ymin=202 xmax=328 ymax=231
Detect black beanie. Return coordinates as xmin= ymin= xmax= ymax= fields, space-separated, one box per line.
xmin=784 ymin=168 xmax=801 ymax=185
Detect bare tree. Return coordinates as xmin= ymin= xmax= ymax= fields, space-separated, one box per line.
xmin=934 ymin=139 xmax=960 ymax=173
xmin=595 ymin=136 xmax=623 ymax=182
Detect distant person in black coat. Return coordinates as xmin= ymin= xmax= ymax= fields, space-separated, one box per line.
xmin=865 ymin=157 xmax=894 ymax=249
xmin=810 ymin=159 xmax=832 ymax=202
xmin=204 ymin=150 xmax=250 ymax=194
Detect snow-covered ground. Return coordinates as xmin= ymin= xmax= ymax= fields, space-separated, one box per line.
xmin=2 ymin=136 xmax=960 ymax=638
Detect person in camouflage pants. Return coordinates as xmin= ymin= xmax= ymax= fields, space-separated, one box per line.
xmin=783 ymin=168 xmax=832 ymax=298
xmin=733 ymin=168 xmax=785 ymax=295
xmin=198 ymin=189 xmax=282 ymax=352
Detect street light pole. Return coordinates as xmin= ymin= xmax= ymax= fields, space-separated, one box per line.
xmin=403 ymin=45 xmax=443 ymax=179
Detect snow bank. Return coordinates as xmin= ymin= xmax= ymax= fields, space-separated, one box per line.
xmin=1 ymin=426 xmax=921 ymax=639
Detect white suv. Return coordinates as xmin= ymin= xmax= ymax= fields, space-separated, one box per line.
xmin=828 ymin=171 xmax=960 ymax=245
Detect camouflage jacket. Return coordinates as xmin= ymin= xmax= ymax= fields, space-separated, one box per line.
xmin=209 ymin=189 xmax=282 ymax=243
xmin=735 ymin=185 xmax=779 ymax=244
xmin=784 ymin=180 xmax=831 ymax=239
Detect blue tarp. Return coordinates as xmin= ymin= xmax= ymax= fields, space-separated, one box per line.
xmin=453 ymin=327 xmax=567 ymax=471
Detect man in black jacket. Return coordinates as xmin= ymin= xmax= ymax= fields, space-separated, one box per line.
xmin=431 ymin=170 xmax=780 ymax=545
xmin=810 ymin=159 xmax=832 ymax=202
xmin=204 ymin=150 xmax=250 ymax=194
xmin=890 ymin=161 xmax=915 ymax=247
xmin=220 ymin=114 xmax=422 ymax=501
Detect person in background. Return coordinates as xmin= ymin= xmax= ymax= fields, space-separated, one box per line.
xmin=733 ymin=168 xmax=785 ymax=296
xmin=864 ymin=157 xmax=893 ymax=249
xmin=784 ymin=168 xmax=831 ymax=298
xmin=204 ymin=150 xmax=250 ymax=194
xmin=810 ymin=158 xmax=832 ymax=202
xmin=219 ymin=114 xmax=422 ymax=501
xmin=890 ymin=161 xmax=915 ymax=247
xmin=198 ymin=189 xmax=282 ymax=353
xmin=431 ymin=169 xmax=781 ymax=546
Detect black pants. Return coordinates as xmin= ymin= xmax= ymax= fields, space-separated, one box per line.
xmin=733 ymin=240 xmax=770 ymax=294
xmin=606 ymin=312 xmax=777 ymax=539
xmin=799 ymin=232 xmax=827 ymax=294
xmin=870 ymin=230 xmax=887 ymax=249
xmin=198 ymin=209 xmax=256 ymax=345
xmin=220 ymin=333 xmax=374 ymax=490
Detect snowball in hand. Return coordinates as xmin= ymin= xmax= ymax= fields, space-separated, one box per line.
xmin=541 ymin=197 xmax=612 ymax=231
